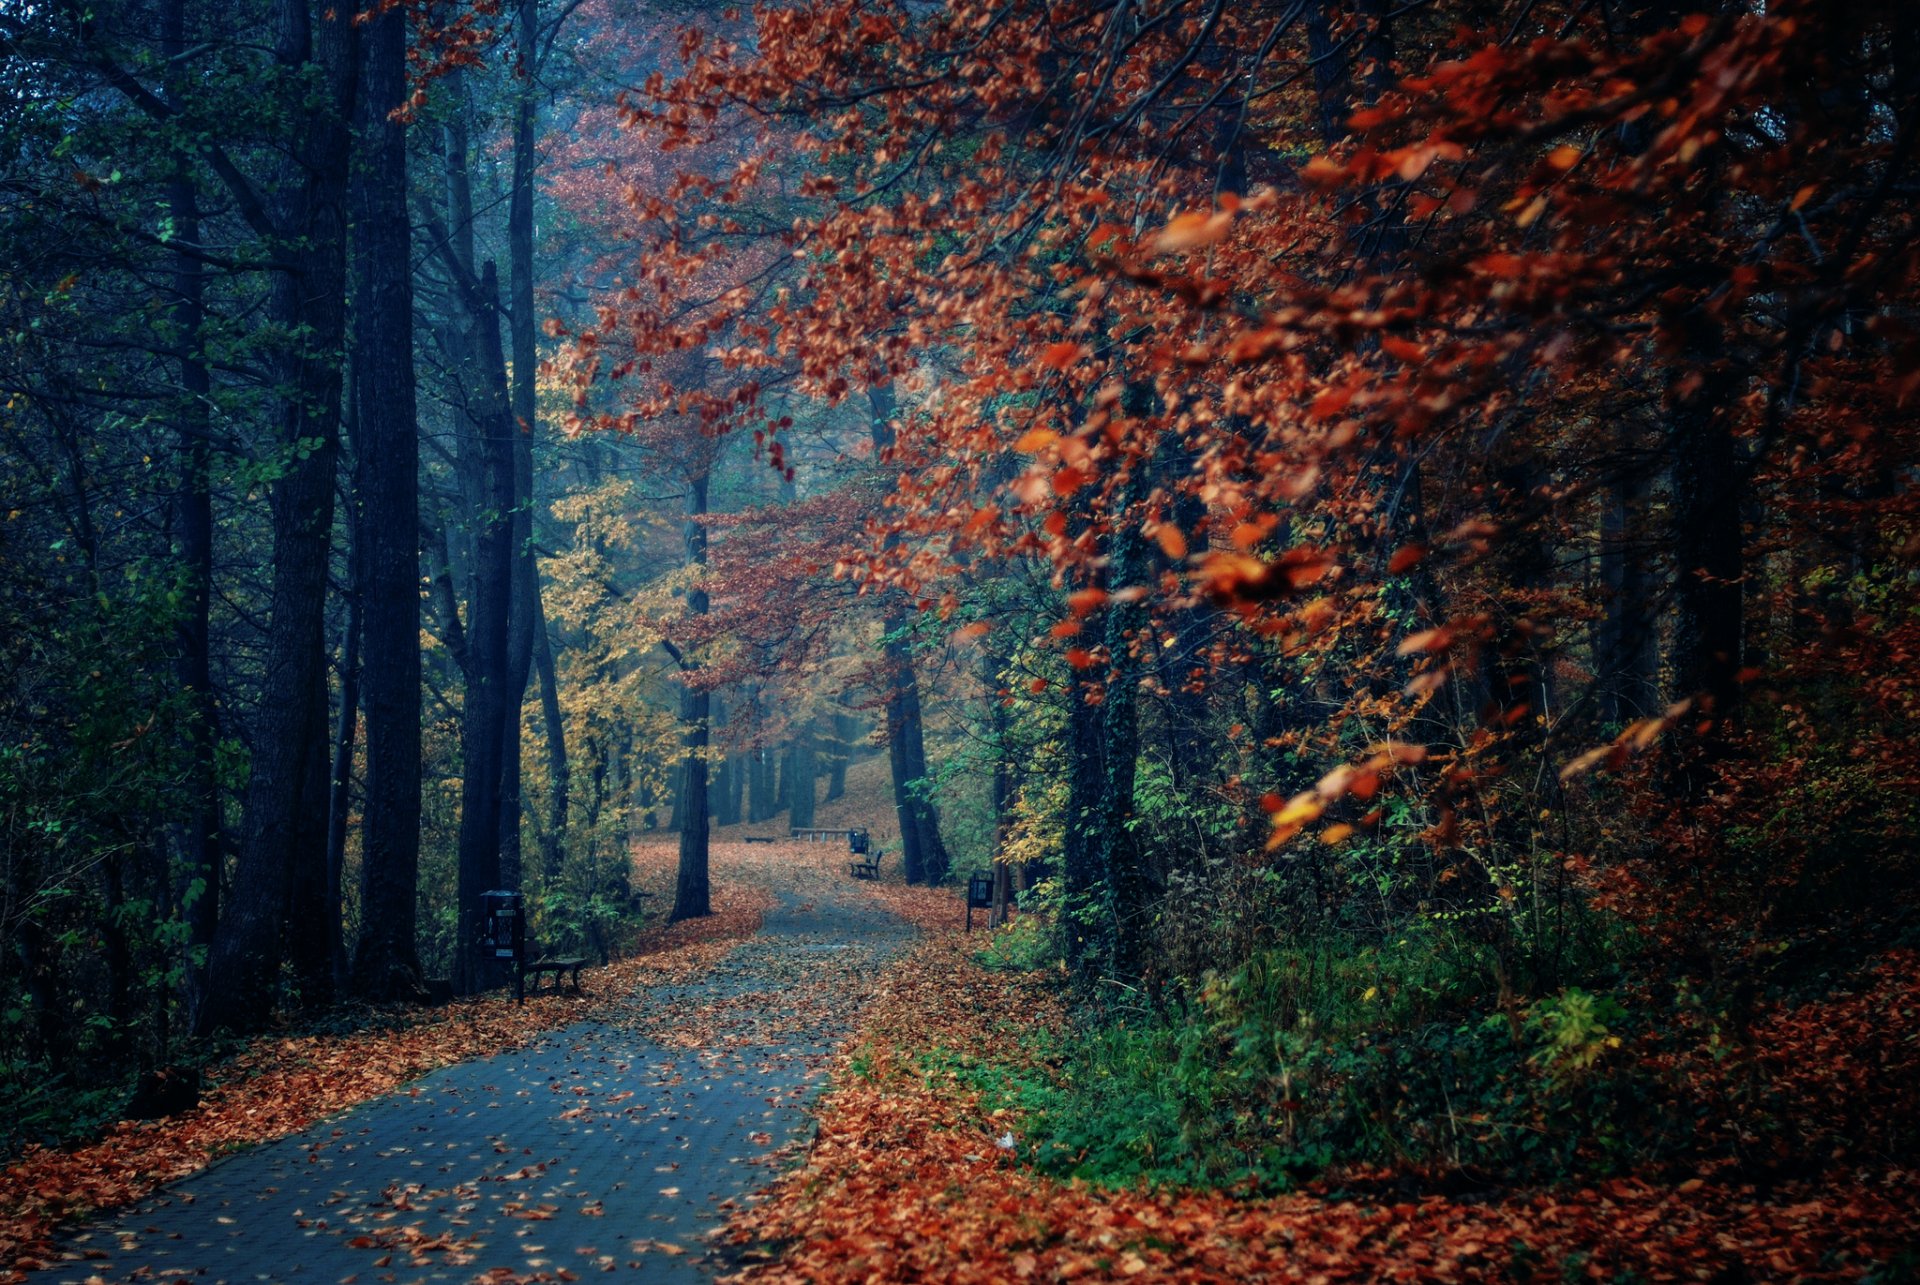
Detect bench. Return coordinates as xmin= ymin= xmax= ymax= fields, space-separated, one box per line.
xmin=849 ymin=847 xmax=890 ymax=880
xmin=792 ymin=827 xmax=857 ymax=842
xmin=521 ymin=954 xmax=587 ymax=994
xmin=742 ymin=835 xmax=777 ymax=844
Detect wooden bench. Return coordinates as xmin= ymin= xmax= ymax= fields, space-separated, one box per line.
xmin=849 ymin=847 xmax=889 ymax=880
xmin=521 ymin=954 xmax=588 ymax=994
xmin=742 ymin=835 xmax=777 ymax=844
xmin=792 ymin=827 xmax=857 ymax=842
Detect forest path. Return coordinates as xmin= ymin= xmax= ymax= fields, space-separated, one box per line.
xmin=35 ymin=842 xmax=914 ymax=1285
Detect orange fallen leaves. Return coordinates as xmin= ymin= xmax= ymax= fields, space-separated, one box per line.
xmin=719 ymin=933 xmax=1920 ymax=1283
xmin=0 ymin=874 xmax=769 ymax=1281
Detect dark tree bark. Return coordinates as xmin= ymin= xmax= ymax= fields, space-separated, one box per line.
xmin=1668 ymin=360 xmax=1745 ymax=728
xmin=668 ymin=758 xmax=687 ymax=833
xmin=881 ymin=605 xmax=949 ymax=883
xmin=422 ymin=74 xmax=522 ymax=991
xmin=448 ymin=260 xmax=516 ymax=995
xmin=533 ymin=598 xmax=570 ymax=880
xmin=286 ymin=669 xmax=334 ymax=1006
xmin=747 ymin=739 xmax=778 ymax=823
xmin=869 ymin=383 xmax=951 ymax=883
xmin=1305 ymin=0 xmax=1354 ymax=147
xmin=669 ymin=471 xmax=712 ymax=921
xmin=324 ymin=510 xmax=360 ymax=992
xmin=826 ymin=711 xmax=855 ymax=800
xmin=347 ymin=0 xmax=422 ymax=1001
xmin=196 ymin=0 xmax=354 ymax=1035
xmin=722 ymin=752 xmax=744 ymax=825
xmin=497 ymin=0 xmax=542 ymax=889
xmin=708 ymin=694 xmax=741 ymax=825
xmin=162 ymin=0 xmax=220 ymax=974
xmin=1597 ymin=454 xmax=1659 ymax=723
xmin=986 ymin=644 xmax=1018 ymax=929
xmin=786 ymin=722 xmax=818 ymax=830
xmin=1060 ymin=670 xmax=1106 ymax=975
xmin=1093 ymin=387 xmax=1155 ymax=977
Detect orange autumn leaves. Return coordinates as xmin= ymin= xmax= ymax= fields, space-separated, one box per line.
xmin=0 ymin=883 xmax=769 ymax=1282
xmin=718 ymin=928 xmax=1920 ymax=1284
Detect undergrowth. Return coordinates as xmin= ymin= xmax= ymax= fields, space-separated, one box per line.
xmin=937 ymin=912 xmax=1917 ymax=1195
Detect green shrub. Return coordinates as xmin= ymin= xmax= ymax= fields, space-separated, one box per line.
xmin=950 ymin=925 xmax=1669 ymax=1191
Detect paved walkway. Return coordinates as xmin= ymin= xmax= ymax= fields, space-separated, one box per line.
xmin=36 ymin=867 xmax=913 ymax=1285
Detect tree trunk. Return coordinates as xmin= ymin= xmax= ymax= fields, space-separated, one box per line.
xmin=670 ymin=471 xmax=712 ymax=921
xmin=286 ymin=670 xmax=334 ymax=1007
xmin=1094 ymin=387 xmax=1154 ymax=978
xmin=324 ymin=518 xmax=360 ymax=992
xmin=496 ymin=0 xmax=543 ymax=900
xmin=826 ymin=711 xmax=854 ymax=800
xmin=1061 ymin=669 xmax=1106 ymax=974
xmin=708 ymin=694 xmax=739 ymax=825
xmin=669 ymin=759 xmax=687 ymax=833
xmin=1597 ymin=455 xmax=1659 ymax=722
xmin=987 ymin=645 xmax=1017 ymax=929
xmin=748 ymin=742 xmax=778 ymax=823
xmin=869 ymin=383 xmax=950 ymax=883
xmin=533 ymin=598 xmax=569 ymax=880
xmin=881 ymin=604 xmax=949 ymax=884
xmin=1668 ymin=361 xmax=1745 ymax=727
xmin=195 ymin=0 xmax=353 ymax=1035
xmin=348 ymin=0 xmax=422 ymax=1002
xmin=163 ymin=0 xmax=220 ymax=976
xmin=449 ymin=261 xmax=516 ymax=995
xmin=787 ymin=721 xmax=817 ymax=829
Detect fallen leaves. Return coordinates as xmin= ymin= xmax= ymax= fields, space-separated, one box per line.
xmin=717 ymin=931 xmax=1920 ymax=1284
xmin=0 ymin=862 xmax=770 ymax=1282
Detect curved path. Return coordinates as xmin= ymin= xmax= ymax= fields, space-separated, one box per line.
xmin=35 ymin=853 xmax=912 ymax=1285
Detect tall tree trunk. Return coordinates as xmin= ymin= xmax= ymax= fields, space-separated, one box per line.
xmin=881 ymin=605 xmax=949 ymax=883
xmin=286 ymin=669 xmax=334 ymax=1006
xmin=196 ymin=0 xmax=353 ymax=1035
xmin=102 ymin=851 xmax=132 ymax=1059
xmin=786 ymin=721 xmax=817 ymax=829
xmin=708 ymin=694 xmax=739 ymax=825
xmin=348 ymin=0 xmax=422 ymax=1001
xmin=986 ymin=644 xmax=1017 ymax=929
xmin=497 ymin=0 xmax=542 ymax=889
xmin=720 ymin=752 xmax=744 ymax=824
xmin=449 ymin=260 xmax=516 ymax=995
xmin=324 ymin=513 xmax=360 ymax=992
xmin=163 ymin=0 xmax=220 ymax=978
xmin=869 ymin=383 xmax=950 ymax=883
xmin=670 ymin=471 xmax=711 ymax=921
xmin=1060 ymin=670 xmax=1106 ymax=974
xmin=533 ymin=598 xmax=569 ymax=880
xmin=826 ymin=711 xmax=854 ymax=800
xmin=1094 ymin=386 xmax=1154 ymax=978
xmin=748 ymin=740 xmax=778 ymax=822
xmin=1597 ymin=453 xmax=1659 ymax=723
xmin=1668 ymin=359 xmax=1745 ymax=730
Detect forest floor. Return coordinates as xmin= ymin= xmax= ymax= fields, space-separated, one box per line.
xmin=2 ymin=833 xmax=914 ymax=1285
xmin=10 ymin=767 xmax=1915 ymax=1284
xmin=719 ymin=913 xmax=1920 ymax=1284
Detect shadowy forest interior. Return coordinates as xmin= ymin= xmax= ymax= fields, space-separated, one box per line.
xmin=2 ymin=0 xmax=1918 ymax=1278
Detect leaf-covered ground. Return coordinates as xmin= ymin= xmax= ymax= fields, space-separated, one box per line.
xmin=718 ymin=927 xmax=1920 ymax=1283
xmin=0 ymin=866 xmax=770 ymax=1281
